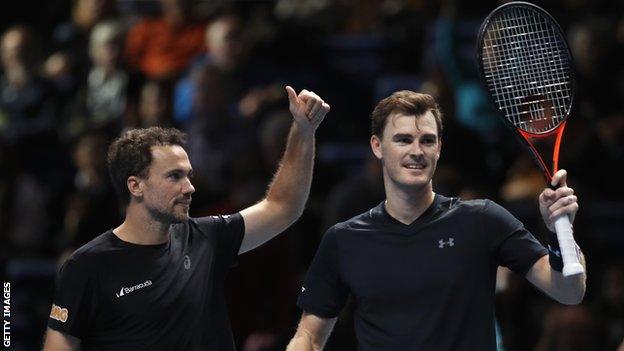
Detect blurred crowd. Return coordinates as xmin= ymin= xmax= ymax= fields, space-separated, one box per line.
xmin=0 ymin=0 xmax=623 ymax=350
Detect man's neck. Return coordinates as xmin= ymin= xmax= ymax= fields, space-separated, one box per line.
xmin=113 ymin=205 xmax=171 ymax=245
xmin=384 ymin=183 xmax=435 ymax=225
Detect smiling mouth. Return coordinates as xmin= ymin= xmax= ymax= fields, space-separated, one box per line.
xmin=403 ymin=164 xmax=426 ymax=170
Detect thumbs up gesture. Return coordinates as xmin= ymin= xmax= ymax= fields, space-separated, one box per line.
xmin=285 ymin=86 xmax=330 ymax=134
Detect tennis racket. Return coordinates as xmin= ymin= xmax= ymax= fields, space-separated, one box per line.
xmin=476 ymin=1 xmax=584 ymax=277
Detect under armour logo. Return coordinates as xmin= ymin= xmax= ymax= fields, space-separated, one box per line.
xmin=438 ymin=238 xmax=455 ymax=248
xmin=184 ymin=255 xmax=191 ymax=270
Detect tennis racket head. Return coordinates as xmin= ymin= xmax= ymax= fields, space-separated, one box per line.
xmin=477 ymin=1 xmax=576 ymax=135
xmin=476 ymin=1 xmax=576 ymax=182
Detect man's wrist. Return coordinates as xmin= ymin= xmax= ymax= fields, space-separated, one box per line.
xmin=290 ymin=121 xmax=316 ymax=138
xmin=547 ymin=231 xmax=563 ymax=272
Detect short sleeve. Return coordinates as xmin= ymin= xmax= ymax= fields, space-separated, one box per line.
xmin=482 ymin=200 xmax=548 ymax=276
xmin=196 ymin=213 xmax=245 ymax=268
xmin=47 ymin=257 xmax=96 ymax=338
xmin=297 ymin=227 xmax=350 ymax=318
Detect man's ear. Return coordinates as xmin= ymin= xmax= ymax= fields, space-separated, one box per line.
xmin=370 ymin=135 xmax=383 ymax=160
xmin=127 ymin=176 xmax=143 ymax=198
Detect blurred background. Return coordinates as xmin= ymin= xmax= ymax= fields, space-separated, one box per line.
xmin=0 ymin=0 xmax=622 ymax=350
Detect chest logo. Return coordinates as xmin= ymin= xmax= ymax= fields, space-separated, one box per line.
xmin=115 ymin=280 xmax=152 ymax=298
xmin=184 ymin=255 xmax=191 ymax=270
xmin=438 ymin=237 xmax=455 ymax=248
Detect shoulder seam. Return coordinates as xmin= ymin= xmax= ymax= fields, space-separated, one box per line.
xmin=70 ymin=232 xmax=115 ymax=261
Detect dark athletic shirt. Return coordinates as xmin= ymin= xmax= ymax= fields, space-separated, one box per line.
xmin=298 ymin=194 xmax=548 ymax=351
xmin=48 ymin=214 xmax=245 ymax=350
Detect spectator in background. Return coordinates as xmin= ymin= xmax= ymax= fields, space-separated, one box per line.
xmin=44 ymin=0 xmax=118 ymax=97
xmin=0 ymin=26 xmax=59 ymax=144
xmin=183 ymin=64 xmax=255 ymax=202
xmin=85 ymin=21 xmax=128 ymax=131
xmin=128 ymin=80 xmax=171 ymax=129
xmin=124 ymin=0 xmax=206 ymax=82
xmin=172 ymin=12 xmax=287 ymax=205
xmin=63 ymin=20 xmax=129 ymax=139
xmin=0 ymin=25 xmax=70 ymax=255
xmin=174 ymin=11 xmax=284 ymax=125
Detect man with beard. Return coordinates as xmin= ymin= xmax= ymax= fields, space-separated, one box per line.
xmin=44 ymin=86 xmax=329 ymax=350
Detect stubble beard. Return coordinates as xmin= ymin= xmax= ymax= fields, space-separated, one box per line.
xmin=147 ymin=205 xmax=188 ymax=224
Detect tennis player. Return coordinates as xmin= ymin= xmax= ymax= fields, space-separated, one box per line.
xmin=43 ymin=86 xmax=329 ymax=350
xmin=286 ymin=91 xmax=586 ymax=351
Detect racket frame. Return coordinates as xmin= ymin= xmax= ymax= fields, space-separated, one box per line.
xmin=476 ymin=1 xmax=584 ymax=277
xmin=476 ymin=1 xmax=577 ymax=183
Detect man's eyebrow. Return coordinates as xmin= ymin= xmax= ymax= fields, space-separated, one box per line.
xmin=392 ymin=133 xmax=414 ymax=138
xmin=165 ymin=168 xmax=193 ymax=175
xmin=391 ymin=133 xmax=438 ymax=140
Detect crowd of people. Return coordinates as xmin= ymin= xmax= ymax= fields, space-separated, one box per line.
xmin=1 ymin=0 xmax=623 ymax=350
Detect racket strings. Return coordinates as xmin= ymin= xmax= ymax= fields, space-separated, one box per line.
xmin=481 ymin=6 xmax=572 ymax=133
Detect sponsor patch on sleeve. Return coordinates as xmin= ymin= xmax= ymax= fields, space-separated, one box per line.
xmin=50 ymin=304 xmax=68 ymax=323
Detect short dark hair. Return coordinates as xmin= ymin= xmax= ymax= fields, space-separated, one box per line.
xmin=107 ymin=127 xmax=187 ymax=207
xmin=371 ymin=91 xmax=443 ymax=138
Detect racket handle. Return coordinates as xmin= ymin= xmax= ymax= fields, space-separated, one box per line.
xmin=553 ymin=216 xmax=584 ymax=277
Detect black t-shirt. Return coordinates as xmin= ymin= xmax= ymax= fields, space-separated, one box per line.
xmin=298 ymin=194 xmax=548 ymax=351
xmin=48 ymin=214 xmax=245 ymax=350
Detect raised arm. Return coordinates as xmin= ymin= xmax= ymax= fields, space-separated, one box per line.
xmin=42 ymin=328 xmax=81 ymax=351
xmin=526 ymin=169 xmax=586 ymax=304
xmin=286 ymin=312 xmax=338 ymax=351
xmin=238 ymin=86 xmax=330 ymax=254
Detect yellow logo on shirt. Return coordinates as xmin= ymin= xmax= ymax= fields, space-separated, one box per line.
xmin=50 ymin=304 xmax=68 ymax=323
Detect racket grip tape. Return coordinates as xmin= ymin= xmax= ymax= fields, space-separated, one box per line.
xmin=553 ymin=216 xmax=584 ymax=277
